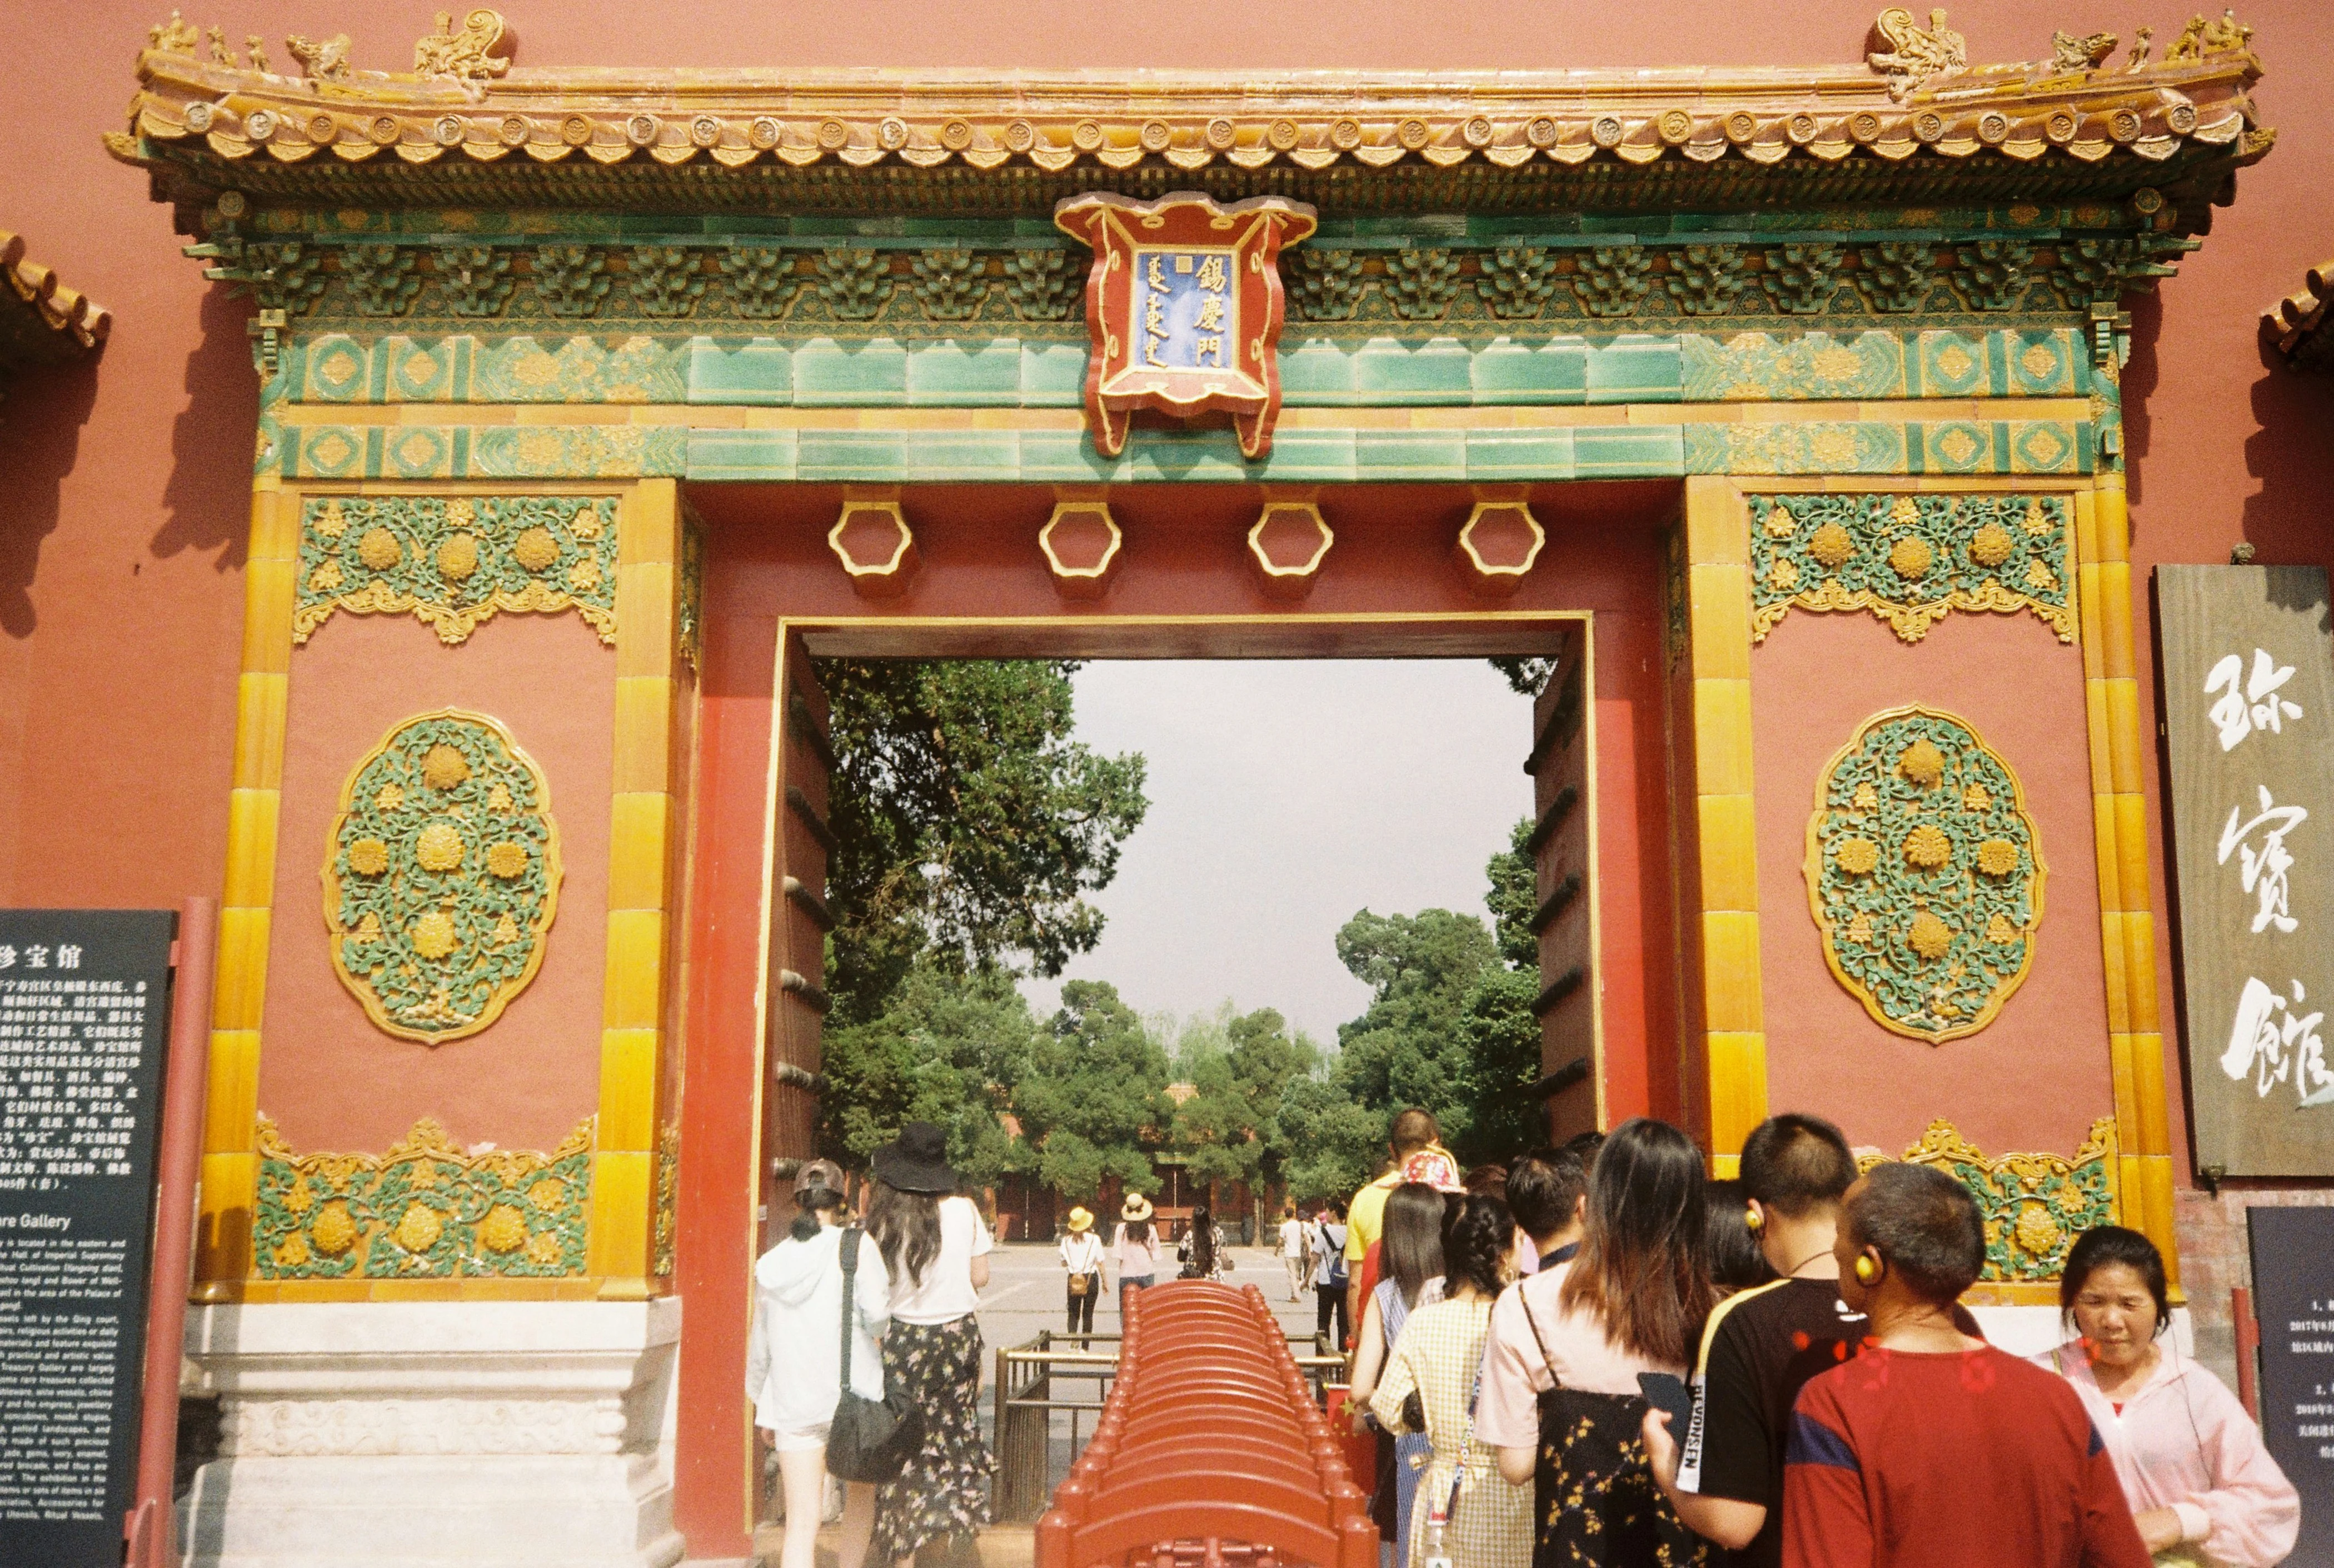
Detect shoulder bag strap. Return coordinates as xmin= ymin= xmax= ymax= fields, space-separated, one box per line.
xmin=837 ymin=1225 xmax=859 ymax=1388
xmin=1518 ymin=1285 xmax=1564 ymax=1390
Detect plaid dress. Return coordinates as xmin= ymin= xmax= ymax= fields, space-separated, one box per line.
xmin=1369 ymin=1296 xmax=1532 ymax=1568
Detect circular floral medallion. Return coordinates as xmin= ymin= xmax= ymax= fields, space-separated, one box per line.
xmin=1804 ymin=706 xmax=2043 ymax=1042
xmin=323 ymin=710 xmax=562 ymax=1043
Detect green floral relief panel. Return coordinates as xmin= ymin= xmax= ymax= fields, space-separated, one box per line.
xmin=254 ymin=1113 xmax=592 ymax=1279
xmin=1806 ymin=707 xmax=2043 ymax=1043
xmin=1877 ymin=1118 xmax=2118 ymax=1284
xmin=296 ymin=495 xmax=620 ymax=645
xmin=323 ymin=711 xmax=563 ymax=1043
xmin=1749 ymin=492 xmax=2072 ymax=644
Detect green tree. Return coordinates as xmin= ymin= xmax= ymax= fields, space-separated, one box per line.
xmin=1330 ymin=907 xmax=1499 ymax=1148
xmin=1014 ymin=980 xmax=1174 ymax=1200
xmin=1457 ymin=817 xmax=1552 ymax=1161
xmin=815 ymin=962 xmax=1036 ymax=1184
xmin=1275 ymin=1071 xmax=1388 ymax=1203
xmin=1170 ymin=1006 xmax=1320 ymax=1211
xmin=817 ymin=659 xmax=1149 ymax=1026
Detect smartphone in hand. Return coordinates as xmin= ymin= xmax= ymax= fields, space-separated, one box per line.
xmin=1637 ymin=1371 xmax=1694 ymax=1434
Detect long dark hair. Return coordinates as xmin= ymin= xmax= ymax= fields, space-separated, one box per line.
xmin=1189 ymin=1204 xmax=1216 ymax=1275
xmin=866 ymin=1178 xmax=942 ymax=1290
xmin=1382 ymin=1181 xmax=1447 ymax=1309
xmin=1442 ymin=1194 xmax=1512 ymax=1299
xmin=1559 ymin=1118 xmax=1714 ymax=1366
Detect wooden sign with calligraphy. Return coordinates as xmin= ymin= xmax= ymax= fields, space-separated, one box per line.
xmin=1053 ymin=191 xmax=1317 ymax=461
xmin=2159 ymin=565 xmax=2334 ymax=1177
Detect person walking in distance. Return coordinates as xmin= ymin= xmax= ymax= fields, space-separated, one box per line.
xmin=2037 ymin=1225 xmax=2297 ymax=1566
xmin=1112 ymin=1193 xmax=1160 ymax=1316
xmin=1313 ymin=1200 xmax=1351 ymax=1349
xmin=1779 ymin=1163 xmax=2151 ymax=1568
xmin=1058 ymin=1206 xmax=1104 ymax=1338
xmin=1482 ymin=1117 xmax=1713 ymax=1566
xmin=1642 ymin=1113 xmax=1863 ymax=1568
xmin=746 ymin=1158 xmax=886 ymax=1568
xmin=864 ymin=1124 xmax=995 ymax=1568
xmin=1279 ymin=1203 xmax=1309 ymax=1301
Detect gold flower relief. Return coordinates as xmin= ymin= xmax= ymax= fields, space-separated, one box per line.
xmin=1805 ymin=706 xmax=2044 ymax=1042
xmin=253 ymin=1114 xmax=594 ymax=1281
xmin=1868 ymin=1117 xmax=2118 ymax=1283
xmin=293 ymin=495 xmax=621 ymax=646
xmin=322 ymin=710 xmax=562 ymax=1043
xmin=1748 ymin=493 xmax=2074 ymax=644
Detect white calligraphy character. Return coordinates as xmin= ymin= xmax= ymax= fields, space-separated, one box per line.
xmin=2206 ymin=649 xmax=2305 ymax=752
xmin=0 ymin=946 xmax=13 ymax=969
xmin=2221 ymin=977 xmax=2332 ymax=1107
xmin=2218 ymin=785 xmax=2308 ymax=934
xmin=22 ymin=946 xmax=46 ymax=970
xmin=54 ymin=946 xmax=79 ymax=971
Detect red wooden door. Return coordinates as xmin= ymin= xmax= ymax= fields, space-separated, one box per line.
xmin=1526 ymin=623 xmax=1600 ymax=1140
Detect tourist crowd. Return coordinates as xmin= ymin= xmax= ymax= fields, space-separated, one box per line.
xmin=745 ymin=1110 xmax=2301 ymax=1568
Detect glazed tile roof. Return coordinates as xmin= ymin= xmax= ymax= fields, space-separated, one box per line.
xmin=0 ymin=231 xmax=110 ymax=379
xmin=108 ymin=7 xmax=2273 ymax=221
xmin=2263 ymin=258 xmax=2334 ymax=372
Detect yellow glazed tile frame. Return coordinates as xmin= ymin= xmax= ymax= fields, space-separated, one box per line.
xmin=591 ymin=476 xmax=685 ymax=1296
xmin=1717 ymin=472 xmax=2177 ymax=1295
xmin=199 ymin=475 xmax=681 ymax=1301
xmin=1680 ymin=476 xmax=1766 ymax=1178
xmin=197 ymin=479 xmax=297 ymax=1296
xmin=2075 ymin=473 xmax=2181 ymax=1300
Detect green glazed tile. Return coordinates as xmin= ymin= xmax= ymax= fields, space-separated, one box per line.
xmin=1470 ymin=339 xmax=1589 ymax=404
xmin=1465 ymin=427 xmax=1576 ymax=481
xmin=1279 ymin=340 xmax=1357 ymax=403
xmin=906 ymin=340 xmax=1023 ymax=405
xmin=1354 ymin=428 xmax=1468 ymax=480
xmin=1020 ymin=343 xmax=1089 ymax=405
xmin=685 ymin=338 xmax=794 ymax=406
xmin=1585 ymin=337 xmax=1683 ymax=405
xmin=1351 ymin=337 xmax=1474 ymax=402
xmin=1253 ymin=427 xmax=1358 ymax=482
xmin=1572 ymin=423 xmax=1685 ymax=477
xmin=896 ymin=431 xmax=1025 ymax=480
xmin=685 ymin=427 xmax=798 ymax=481
xmin=796 ymin=430 xmax=910 ymax=481
xmin=792 ymin=338 xmax=909 ymax=406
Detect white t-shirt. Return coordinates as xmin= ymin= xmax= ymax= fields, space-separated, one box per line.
xmin=1279 ymin=1217 xmax=1306 ymax=1258
xmin=887 ymin=1195 xmax=995 ymax=1326
xmin=1059 ymin=1231 xmax=1104 ymax=1274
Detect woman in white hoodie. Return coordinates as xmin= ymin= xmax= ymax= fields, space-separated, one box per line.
xmin=747 ymin=1158 xmax=890 ymax=1568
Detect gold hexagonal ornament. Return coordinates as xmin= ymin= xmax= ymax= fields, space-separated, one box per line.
xmin=1040 ymin=498 xmax=1123 ymax=599
xmin=826 ymin=497 xmax=918 ymax=596
xmin=322 ymin=708 xmax=562 ymax=1044
xmin=1455 ymin=498 xmax=1546 ymax=593
xmin=1246 ymin=501 xmax=1334 ymax=598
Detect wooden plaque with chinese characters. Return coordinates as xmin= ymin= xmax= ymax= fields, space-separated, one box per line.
xmin=2159 ymin=566 xmax=2334 ymax=1176
xmin=1053 ymin=191 xmax=1316 ymax=461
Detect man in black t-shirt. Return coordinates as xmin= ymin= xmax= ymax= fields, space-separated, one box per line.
xmin=1642 ymin=1113 xmax=1865 ymax=1568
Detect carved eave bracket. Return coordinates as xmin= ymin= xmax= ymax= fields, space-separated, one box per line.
xmin=2263 ymin=256 xmax=2334 ymax=373
xmin=0 ymin=229 xmax=109 ymax=385
xmin=108 ymin=10 xmax=2271 ymax=229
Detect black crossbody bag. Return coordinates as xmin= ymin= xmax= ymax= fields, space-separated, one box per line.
xmin=825 ymin=1225 xmax=924 ymax=1483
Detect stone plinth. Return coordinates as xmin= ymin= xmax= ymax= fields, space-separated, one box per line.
xmin=178 ymin=1299 xmax=684 ymax=1568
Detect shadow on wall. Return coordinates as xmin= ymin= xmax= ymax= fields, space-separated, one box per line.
xmin=2243 ymin=332 xmax=2334 ymax=566
xmin=0 ymin=355 xmax=99 ymax=638
xmin=155 ymin=284 xmax=260 ymax=575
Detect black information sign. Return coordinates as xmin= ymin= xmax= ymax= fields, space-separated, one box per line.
xmin=0 ymin=910 xmax=173 ymax=1566
xmin=2247 ymin=1204 xmax=2334 ymax=1567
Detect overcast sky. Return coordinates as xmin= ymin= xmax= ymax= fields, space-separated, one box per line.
xmin=1018 ymin=659 xmax=1537 ymax=1050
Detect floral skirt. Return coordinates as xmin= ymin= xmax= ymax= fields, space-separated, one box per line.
xmin=1531 ymin=1387 xmax=1707 ymax=1568
xmin=874 ymin=1314 xmax=993 ymax=1560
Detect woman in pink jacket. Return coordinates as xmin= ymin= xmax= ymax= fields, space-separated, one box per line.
xmin=2038 ymin=1226 xmax=2297 ymax=1567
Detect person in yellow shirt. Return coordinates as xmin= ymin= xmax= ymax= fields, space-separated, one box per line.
xmin=1344 ymin=1108 xmax=1452 ymax=1342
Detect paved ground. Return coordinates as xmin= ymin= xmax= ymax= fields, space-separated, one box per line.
xmin=973 ymin=1238 xmax=1329 ymax=1362
xmin=779 ymin=1242 xmax=1340 ymax=1565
